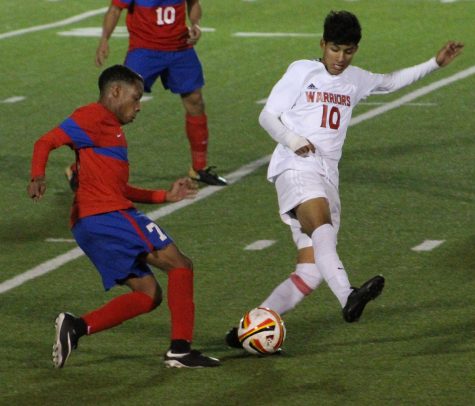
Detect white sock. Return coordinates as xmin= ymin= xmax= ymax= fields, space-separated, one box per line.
xmin=260 ymin=263 xmax=323 ymax=315
xmin=311 ymin=224 xmax=352 ymax=307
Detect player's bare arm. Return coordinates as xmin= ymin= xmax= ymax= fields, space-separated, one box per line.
xmin=186 ymin=0 xmax=202 ymax=45
xmin=166 ymin=178 xmax=199 ymax=202
xmin=95 ymin=4 xmax=123 ymax=67
xmin=27 ymin=176 xmax=46 ymax=202
xmin=435 ymin=41 xmax=464 ymax=67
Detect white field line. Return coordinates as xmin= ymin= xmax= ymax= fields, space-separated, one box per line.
xmin=245 ymin=240 xmax=276 ymax=250
xmin=1 ymin=96 xmax=26 ymax=104
xmin=45 ymin=238 xmax=76 ymax=243
xmin=411 ymin=240 xmax=445 ymax=252
xmin=0 ymin=8 xmax=107 ymax=40
xmin=233 ymin=32 xmax=320 ymax=38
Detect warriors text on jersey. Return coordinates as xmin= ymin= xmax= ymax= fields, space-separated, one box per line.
xmin=113 ymin=0 xmax=190 ymax=51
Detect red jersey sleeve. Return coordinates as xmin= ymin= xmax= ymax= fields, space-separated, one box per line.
xmin=112 ymin=0 xmax=130 ymax=10
xmin=31 ymin=128 xmax=73 ymax=179
xmin=124 ymin=184 xmax=167 ymax=204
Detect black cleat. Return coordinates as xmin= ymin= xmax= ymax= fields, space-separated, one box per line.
xmin=342 ymin=275 xmax=385 ymax=323
xmin=64 ymin=164 xmax=78 ymax=192
xmin=164 ymin=349 xmax=221 ymax=368
xmin=52 ymin=312 xmax=82 ymax=368
xmin=189 ymin=166 xmax=228 ymax=186
xmin=225 ymin=327 xmax=243 ymax=349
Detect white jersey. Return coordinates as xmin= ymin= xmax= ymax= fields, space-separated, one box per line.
xmin=265 ymin=57 xmax=439 ymax=181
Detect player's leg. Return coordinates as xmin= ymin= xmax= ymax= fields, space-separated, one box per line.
xmin=53 ymin=210 xmax=164 ymax=368
xmin=295 ymin=197 xmax=384 ymax=322
xmin=260 ymin=249 xmax=323 ymax=315
xmin=53 ymin=274 xmax=161 ymax=369
xmin=260 ymin=220 xmax=324 ymax=315
xmin=81 ymin=274 xmax=161 ymax=335
xmin=181 ymin=90 xmax=227 ymax=186
xmin=145 ymin=244 xmax=220 ymax=368
xmin=225 ymin=224 xmax=324 ymax=349
xmin=279 ymin=169 xmax=384 ymax=321
xmin=165 ymin=48 xmax=226 ymax=185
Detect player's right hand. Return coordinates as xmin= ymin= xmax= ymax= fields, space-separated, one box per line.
xmin=27 ymin=176 xmax=46 ymax=201
xmin=95 ymin=39 xmax=110 ymax=67
xmin=295 ymin=141 xmax=316 ymax=157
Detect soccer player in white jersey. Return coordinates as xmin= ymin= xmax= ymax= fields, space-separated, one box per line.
xmin=226 ymin=10 xmax=463 ymax=348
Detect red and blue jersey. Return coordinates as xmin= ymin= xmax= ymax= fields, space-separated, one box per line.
xmin=113 ymin=0 xmax=190 ymax=51
xmin=31 ymin=103 xmax=166 ymax=225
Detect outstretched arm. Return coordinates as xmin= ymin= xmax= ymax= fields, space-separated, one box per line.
xmin=125 ymin=178 xmax=198 ymax=204
xmin=372 ymin=41 xmax=464 ymax=95
xmin=95 ymin=3 xmax=123 ymax=67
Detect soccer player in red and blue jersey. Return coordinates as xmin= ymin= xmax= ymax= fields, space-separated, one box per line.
xmin=92 ymin=0 xmax=227 ymax=186
xmin=28 ymin=65 xmax=220 ymax=369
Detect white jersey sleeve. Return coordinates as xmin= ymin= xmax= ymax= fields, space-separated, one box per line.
xmin=263 ymin=60 xmax=316 ymax=116
xmin=258 ymin=110 xmax=309 ymax=152
xmin=352 ymin=57 xmax=440 ymax=103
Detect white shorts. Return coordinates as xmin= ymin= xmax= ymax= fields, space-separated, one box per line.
xmin=274 ymin=169 xmax=341 ymax=249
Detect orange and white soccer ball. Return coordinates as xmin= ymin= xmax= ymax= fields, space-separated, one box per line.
xmin=237 ymin=307 xmax=286 ymax=355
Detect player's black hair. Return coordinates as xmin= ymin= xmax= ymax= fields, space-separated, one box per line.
xmin=323 ymin=10 xmax=362 ymax=45
xmin=98 ymin=64 xmax=144 ymax=94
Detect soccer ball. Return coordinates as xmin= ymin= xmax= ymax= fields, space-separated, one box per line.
xmin=237 ymin=307 xmax=286 ymax=355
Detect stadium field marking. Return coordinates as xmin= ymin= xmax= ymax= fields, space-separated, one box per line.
xmin=411 ymin=240 xmax=445 ymax=252
xmin=45 ymin=238 xmax=76 ymax=243
xmin=359 ymin=102 xmax=437 ymax=107
xmin=233 ymin=32 xmax=320 ymax=38
xmin=1 ymin=96 xmax=26 ymax=104
xmin=245 ymin=240 xmax=276 ymax=251
xmin=0 ymin=8 xmax=107 ymax=40
xmin=1 ymin=65 xmax=474 ymax=295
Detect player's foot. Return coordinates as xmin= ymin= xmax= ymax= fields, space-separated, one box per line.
xmin=225 ymin=327 xmax=243 ymax=349
xmin=52 ymin=312 xmax=83 ymax=368
xmin=64 ymin=164 xmax=78 ymax=192
xmin=189 ymin=166 xmax=228 ymax=186
xmin=164 ymin=349 xmax=221 ymax=368
xmin=342 ymin=275 xmax=385 ymax=323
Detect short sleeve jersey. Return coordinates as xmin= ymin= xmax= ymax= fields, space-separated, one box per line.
xmin=113 ymin=0 xmax=190 ymax=51
xmin=31 ymin=103 xmax=134 ymax=225
xmin=265 ymin=58 xmax=436 ymax=179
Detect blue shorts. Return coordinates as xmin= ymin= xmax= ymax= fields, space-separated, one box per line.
xmin=72 ymin=208 xmax=174 ymax=290
xmin=124 ymin=48 xmax=205 ymax=94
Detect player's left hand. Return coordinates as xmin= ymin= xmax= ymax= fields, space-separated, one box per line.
xmin=187 ymin=24 xmax=202 ymax=45
xmin=166 ymin=177 xmax=199 ymax=202
xmin=436 ymin=41 xmax=464 ymax=67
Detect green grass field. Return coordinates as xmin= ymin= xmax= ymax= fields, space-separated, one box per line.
xmin=1 ymin=0 xmax=474 ymax=404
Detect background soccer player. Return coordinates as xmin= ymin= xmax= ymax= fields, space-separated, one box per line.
xmin=28 ymin=65 xmax=220 ymax=369
xmin=90 ymin=0 xmax=227 ymax=186
xmin=226 ymin=10 xmax=463 ymax=348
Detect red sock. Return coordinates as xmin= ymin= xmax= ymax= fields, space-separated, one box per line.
xmin=186 ymin=114 xmax=208 ymax=171
xmin=167 ymin=268 xmax=194 ymax=342
xmin=82 ymin=291 xmax=156 ymax=335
